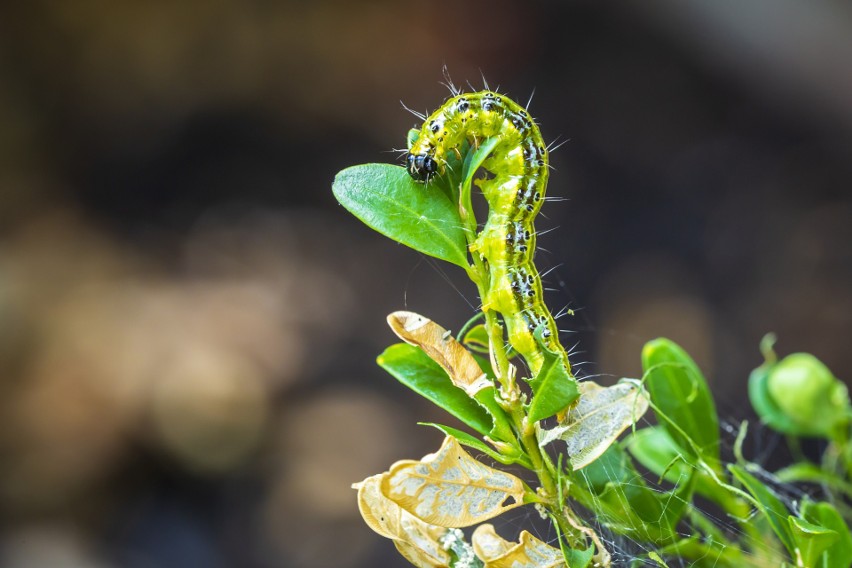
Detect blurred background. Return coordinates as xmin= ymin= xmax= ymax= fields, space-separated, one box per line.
xmin=0 ymin=1 xmax=850 ymax=566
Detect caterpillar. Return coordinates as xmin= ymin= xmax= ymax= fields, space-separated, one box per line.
xmin=405 ymin=90 xmax=571 ymax=377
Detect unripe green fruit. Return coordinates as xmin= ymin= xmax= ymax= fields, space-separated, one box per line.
xmin=766 ymin=353 xmax=848 ymax=437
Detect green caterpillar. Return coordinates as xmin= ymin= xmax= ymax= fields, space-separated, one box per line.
xmin=406 ymin=90 xmax=571 ymax=377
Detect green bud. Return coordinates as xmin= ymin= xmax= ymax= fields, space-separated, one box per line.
xmin=766 ymin=353 xmax=849 ymax=437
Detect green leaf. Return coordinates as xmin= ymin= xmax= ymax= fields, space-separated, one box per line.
xmin=788 ymin=515 xmax=838 ymax=568
xmin=626 ymin=426 xmax=719 ymax=499
xmin=332 ymin=164 xmax=469 ymax=269
xmin=378 ymin=343 xmax=492 ymax=435
xmin=642 ymin=338 xmax=720 ymax=468
xmin=461 ymin=324 xmax=490 ymax=354
xmin=564 ymin=545 xmax=595 ymax=568
xmin=461 ymin=137 xmax=501 ymax=192
xmin=527 ymin=330 xmax=580 ymax=423
xmin=574 ymin=444 xmax=692 ymax=544
xmin=765 ymin=353 xmax=848 ymax=437
xmin=749 ymin=363 xmax=802 ymax=435
xmin=653 ymin=536 xmax=737 ymax=567
xmin=421 ymin=423 xmax=532 ymax=469
xmin=576 ymin=442 xmax=632 ymax=494
xmin=775 ymin=462 xmax=852 ymax=497
xmin=473 ymin=387 xmax=515 ymax=443
xmin=800 ymin=500 xmax=852 ymax=568
xmin=729 ymin=464 xmax=795 ymax=557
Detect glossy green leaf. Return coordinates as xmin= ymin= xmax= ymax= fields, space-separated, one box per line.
xmin=800 ymin=500 xmax=852 ymax=568
xmin=729 ymin=464 xmax=795 ymax=557
xmin=378 ymin=343 xmax=492 ymax=435
xmin=788 ymin=515 xmax=838 ymax=568
xmin=333 ymin=164 xmax=469 ymax=268
xmin=527 ymin=331 xmax=579 ymax=423
xmin=642 ymin=338 xmax=720 ymax=467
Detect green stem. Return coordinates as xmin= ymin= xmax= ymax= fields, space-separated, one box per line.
xmin=454 ymin=146 xmax=607 ymax=560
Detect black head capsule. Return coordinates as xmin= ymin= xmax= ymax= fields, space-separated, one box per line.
xmin=406 ymin=153 xmax=438 ymax=182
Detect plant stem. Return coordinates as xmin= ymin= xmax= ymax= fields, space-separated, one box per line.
xmin=458 ymin=174 xmax=590 ymax=552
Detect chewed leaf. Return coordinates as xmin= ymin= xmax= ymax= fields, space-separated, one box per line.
xmin=353 ymin=474 xmax=451 ymax=567
xmin=387 ymin=311 xmax=491 ymax=396
xmin=472 ymin=524 xmax=566 ymax=568
xmin=538 ymin=380 xmax=649 ymax=470
xmin=383 ymin=436 xmax=527 ymax=527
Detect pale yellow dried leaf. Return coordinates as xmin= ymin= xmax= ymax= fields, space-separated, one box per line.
xmin=383 ymin=436 xmax=526 ymax=527
xmin=387 ymin=311 xmax=491 ymax=395
xmin=394 ymin=539 xmax=450 ymax=568
xmin=538 ymin=380 xmax=649 ymax=470
xmin=353 ymin=473 xmax=451 ymax=566
xmin=470 ymin=523 xmax=513 ymax=561
xmin=472 ymin=524 xmax=566 ymax=567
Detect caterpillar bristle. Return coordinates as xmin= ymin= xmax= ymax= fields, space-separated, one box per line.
xmin=405 ymin=89 xmax=573 ymax=379
xmin=525 ymin=88 xmax=536 ymax=111
xmin=400 ymin=100 xmax=427 ymax=121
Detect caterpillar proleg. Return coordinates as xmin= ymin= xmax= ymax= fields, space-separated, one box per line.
xmin=405 ymin=91 xmax=570 ymax=377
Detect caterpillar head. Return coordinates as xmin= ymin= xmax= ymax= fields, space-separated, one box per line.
xmin=406 ymin=152 xmax=439 ymax=182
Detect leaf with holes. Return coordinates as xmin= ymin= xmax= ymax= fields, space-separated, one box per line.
xmin=382 ymin=436 xmax=528 ymax=527
xmin=471 ymin=524 xmax=566 ymax=568
xmin=538 ymin=380 xmax=649 ymax=470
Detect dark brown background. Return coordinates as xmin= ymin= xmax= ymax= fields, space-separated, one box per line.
xmin=0 ymin=1 xmax=850 ymax=566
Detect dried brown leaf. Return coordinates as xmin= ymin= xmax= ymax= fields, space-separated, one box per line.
xmin=387 ymin=311 xmax=491 ymax=395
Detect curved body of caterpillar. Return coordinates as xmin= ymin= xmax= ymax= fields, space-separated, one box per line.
xmin=406 ymin=91 xmax=570 ymax=376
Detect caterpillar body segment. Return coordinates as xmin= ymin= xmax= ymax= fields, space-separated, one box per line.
xmin=405 ymin=91 xmax=569 ymax=377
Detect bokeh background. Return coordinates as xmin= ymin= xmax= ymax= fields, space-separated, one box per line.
xmin=0 ymin=1 xmax=850 ymax=566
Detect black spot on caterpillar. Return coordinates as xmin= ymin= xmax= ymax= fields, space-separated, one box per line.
xmin=405 ymin=91 xmax=570 ymax=376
